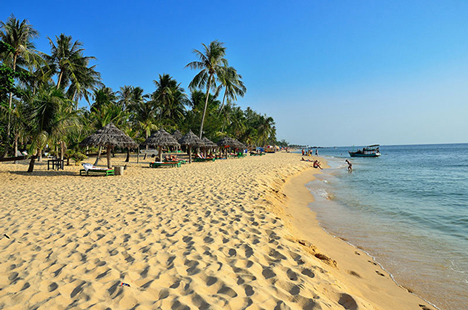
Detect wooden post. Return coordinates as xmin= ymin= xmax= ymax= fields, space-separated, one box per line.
xmin=107 ymin=145 xmax=111 ymax=168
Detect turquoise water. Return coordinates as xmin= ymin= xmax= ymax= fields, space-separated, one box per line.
xmin=303 ymin=144 xmax=468 ymax=310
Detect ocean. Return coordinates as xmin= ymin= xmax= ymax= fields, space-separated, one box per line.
xmin=303 ymin=144 xmax=468 ymax=310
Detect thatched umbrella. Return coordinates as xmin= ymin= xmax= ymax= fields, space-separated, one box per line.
xmin=179 ymin=130 xmax=205 ymax=163
xmin=142 ymin=129 xmax=180 ymax=162
xmin=217 ymin=136 xmax=236 ymax=157
xmin=217 ymin=136 xmax=235 ymax=148
xmin=230 ymin=138 xmax=246 ymax=149
xmin=201 ymin=137 xmax=217 ymax=157
xmin=172 ymin=130 xmax=183 ymax=141
xmin=79 ymin=123 xmax=138 ymax=168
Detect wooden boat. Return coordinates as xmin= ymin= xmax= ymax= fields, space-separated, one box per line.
xmin=349 ymin=144 xmax=381 ymax=157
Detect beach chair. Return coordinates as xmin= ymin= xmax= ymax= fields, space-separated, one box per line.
xmin=149 ymin=161 xmax=182 ymax=168
xmin=80 ymin=163 xmax=115 ymax=176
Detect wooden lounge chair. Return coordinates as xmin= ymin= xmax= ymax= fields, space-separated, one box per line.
xmin=80 ymin=163 xmax=115 ymax=176
xmin=193 ymin=157 xmax=215 ymax=162
xmin=149 ymin=161 xmax=182 ymax=168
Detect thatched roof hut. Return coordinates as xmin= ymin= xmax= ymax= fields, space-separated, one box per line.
xmin=179 ymin=130 xmax=205 ymax=163
xmin=231 ymin=138 xmax=246 ymax=149
xmin=142 ymin=129 xmax=180 ymax=162
xmin=217 ymin=136 xmax=236 ymax=148
xmin=172 ymin=130 xmax=183 ymax=141
xmin=202 ymin=137 xmax=217 ymax=148
xmin=79 ymin=123 xmax=138 ymax=168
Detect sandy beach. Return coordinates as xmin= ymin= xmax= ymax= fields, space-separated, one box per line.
xmin=0 ymin=152 xmax=435 ymax=310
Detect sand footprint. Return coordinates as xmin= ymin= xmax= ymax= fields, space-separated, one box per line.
xmin=338 ymin=293 xmax=359 ymax=310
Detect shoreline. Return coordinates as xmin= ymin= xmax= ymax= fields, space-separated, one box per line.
xmin=0 ymin=153 xmax=437 ymax=309
xmin=269 ymin=162 xmax=437 ymax=310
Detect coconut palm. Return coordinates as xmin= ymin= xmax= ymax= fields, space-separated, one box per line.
xmin=216 ymin=66 xmax=246 ymax=113
xmin=23 ymin=86 xmax=77 ymax=172
xmin=0 ymin=14 xmax=40 ymax=156
xmin=46 ymin=34 xmax=97 ymax=90
xmin=66 ymin=61 xmax=102 ymax=106
xmin=152 ymin=74 xmax=187 ymax=128
xmin=116 ymin=85 xmax=134 ymax=110
xmin=186 ymin=40 xmax=228 ymax=138
xmin=257 ymin=115 xmax=275 ymax=146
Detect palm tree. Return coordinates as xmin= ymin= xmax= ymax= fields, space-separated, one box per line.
xmin=23 ymin=86 xmax=77 ymax=172
xmin=66 ymin=61 xmax=102 ymax=106
xmin=186 ymin=40 xmax=228 ymax=138
xmin=46 ymin=34 xmax=97 ymax=90
xmin=116 ymin=85 xmax=134 ymax=110
xmin=130 ymin=96 xmax=157 ymax=159
xmin=152 ymin=74 xmax=187 ymax=128
xmin=257 ymin=115 xmax=275 ymax=146
xmin=0 ymin=14 xmax=40 ymax=157
xmin=216 ymin=66 xmax=246 ymax=113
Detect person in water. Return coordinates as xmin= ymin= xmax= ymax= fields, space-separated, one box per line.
xmin=345 ymin=159 xmax=353 ymax=172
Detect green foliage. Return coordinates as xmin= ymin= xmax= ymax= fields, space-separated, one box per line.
xmin=1 ymin=13 xmax=281 ymax=166
xmin=66 ymin=149 xmax=87 ymax=165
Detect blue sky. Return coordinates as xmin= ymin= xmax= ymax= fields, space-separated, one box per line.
xmin=3 ymin=0 xmax=468 ymax=146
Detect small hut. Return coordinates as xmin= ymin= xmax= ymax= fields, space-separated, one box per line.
xmin=172 ymin=130 xmax=183 ymax=141
xmin=201 ymin=137 xmax=217 ymax=157
xmin=230 ymin=138 xmax=246 ymax=150
xmin=79 ymin=123 xmax=138 ymax=168
xmin=179 ymin=130 xmax=205 ymax=163
xmin=142 ymin=129 xmax=180 ymax=162
xmin=217 ymin=136 xmax=237 ymax=157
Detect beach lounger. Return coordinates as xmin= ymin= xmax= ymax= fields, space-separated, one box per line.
xmin=80 ymin=163 xmax=115 ymax=176
xmin=193 ymin=157 xmax=215 ymax=162
xmin=149 ymin=161 xmax=182 ymax=168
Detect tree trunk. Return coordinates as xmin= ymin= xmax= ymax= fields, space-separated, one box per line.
xmin=106 ymin=145 xmax=111 ymax=168
xmin=3 ymin=54 xmax=18 ymax=158
xmin=13 ymin=133 xmax=18 ymax=164
xmin=199 ymin=76 xmax=213 ymax=138
xmin=57 ymin=71 xmax=63 ymax=89
xmin=27 ymin=150 xmax=39 ymax=173
xmin=38 ymin=148 xmax=42 ymax=161
xmin=94 ymin=146 xmax=102 ymax=166
xmin=125 ymin=148 xmax=130 ymax=162
xmin=218 ymin=92 xmax=227 ymax=115
xmin=60 ymin=141 xmax=64 ymax=161
xmin=144 ymin=132 xmax=149 ymax=160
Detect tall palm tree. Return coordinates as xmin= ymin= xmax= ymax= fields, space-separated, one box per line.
xmin=186 ymin=40 xmax=228 ymax=138
xmin=66 ymin=61 xmax=102 ymax=106
xmin=216 ymin=66 xmax=246 ymax=113
xmin=23 ymin=86 xmax=77 ymax=172
xmin=90 ymin=86 xmax=117 ymax=112
xmin=152 ymin=74 xmax=187 ymax=128
xmin=257 ymin=115 xmax=275 ymax=146
xmin=116 ymin=85 xmax=134 ymax=110
xmin=0 ymin=14 xmax=39 ymax=157
xmin=46 ymin=34 xmax=97 ymax=90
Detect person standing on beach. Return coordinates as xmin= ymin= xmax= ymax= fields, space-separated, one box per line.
xmin=302 ymin=149 xmax=304 ymax=156
xmin=345 ymin=159 xmax=352 ymax=172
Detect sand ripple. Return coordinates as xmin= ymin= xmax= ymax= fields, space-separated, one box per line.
xmin=0 ymin=154 xmax=385 ymax=309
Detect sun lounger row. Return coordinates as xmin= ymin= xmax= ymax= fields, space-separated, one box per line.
xmin=150 ymin=161 xmax=182 ymax=168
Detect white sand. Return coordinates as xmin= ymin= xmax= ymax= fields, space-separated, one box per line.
xmin=0 ymin=153 xmax=434 ymax=309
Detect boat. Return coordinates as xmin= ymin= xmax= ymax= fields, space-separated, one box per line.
xmin=349 ymin=144 xmax=381 ymax=157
